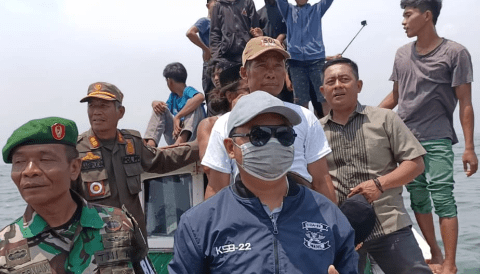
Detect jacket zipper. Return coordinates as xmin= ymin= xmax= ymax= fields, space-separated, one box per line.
xmin=270 ymin=215 xmax=279 ymax=273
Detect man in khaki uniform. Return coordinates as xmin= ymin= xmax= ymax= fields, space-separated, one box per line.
xmin=72 ymin=82 xmax=199 ymax=238
xmin=1 ymin=117 xmax=155 ymax=273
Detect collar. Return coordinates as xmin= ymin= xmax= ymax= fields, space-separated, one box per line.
xmin=324 ymin=102 xmax=367 ymax=123
xmin=19 ymin=191 xmax=104 ymax=239
xmin=87 ymin=129 xmax=126 ymax=149
xmin=232 ymin=173 xmax=301 ymax=198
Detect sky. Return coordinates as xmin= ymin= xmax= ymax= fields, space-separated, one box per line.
xmin=1 ymin=0 xmax=479 ymax=157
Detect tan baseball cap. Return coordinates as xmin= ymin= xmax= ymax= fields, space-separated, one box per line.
xmin=80 ymin=82 xmax=124 ymax=103
xmin=242 ymin=36 xmax=290 ymax=66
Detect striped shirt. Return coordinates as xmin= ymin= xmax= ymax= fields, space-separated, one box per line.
xmin=320 ymin=103 xmax=426 ymax=240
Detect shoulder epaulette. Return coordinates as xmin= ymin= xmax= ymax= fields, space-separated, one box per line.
xmin=120 ymin=129 xmax=142 ymax=138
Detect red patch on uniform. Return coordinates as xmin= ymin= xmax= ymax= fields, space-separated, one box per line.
xmin=51 ymin=123 xmax=66 ymax=140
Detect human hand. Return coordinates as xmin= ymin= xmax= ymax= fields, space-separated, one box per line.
xmin=152 ymin=101 xmax=167 ymax=115
xmin=328 ymin=265 xmax=339 ymax=274
xmin=348 ymin=180 xmax=381 ymax=203
xmin=462 ymin=149 xmax=478 ymax=177
xmin=144 ymin=139 xmax=157 ymax=147
xmin=250 ymin=27 xmax=263 ymax=37
xmin=173 ymin=116 xmax=182 ymax=139
xmin=203 ymin=49 xmax=212 ymax=62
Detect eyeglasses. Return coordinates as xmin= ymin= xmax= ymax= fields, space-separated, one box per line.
xmin=230 ymin=125 xmax=296 ymax=147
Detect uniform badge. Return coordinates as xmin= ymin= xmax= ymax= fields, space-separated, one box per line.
xmin=88 ymin=181 xmax=105 ymax=197
xmin=82 ymin=152 xmax=101 ymax=161
xmin=51 ymin=123 xmax=66 ymax=141
xmin=241 ymin=8 xmax=247 ymax=16
xmin=95 ymin=83 xmax=102 ymax=91
xmin=117 ymin=132 xmax=125 ymax=143
xmin=6 ymin=244 xmax=31 ymax=267
xmin=125 ymin=139 xmax=135 ymax=155
xmin=89 ymin=136 xmax=100 ymax=148
xmin=104 ymin=216 xmax=123 ymax=233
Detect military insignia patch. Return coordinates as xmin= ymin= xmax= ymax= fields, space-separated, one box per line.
xmin=82 ymin=159 xmax=104 ymax=170
xmin=117 ymin=132 xmax=125 ymax=143
xmin=122 ymin=155 xmax=140 ymax=164
xmin=6 ymin=244 xmax=31 ymax=267
xmin=94 ymin=247 xmax=132 ymax=266
xmin=10 ymin=260 xmax=52 ymax=274
xmin=242 ymin=8 xmax=247 ymax=16
xmin=89 ymin=136 xmax=100 ymax=148
xmin=88 ymin=181 xmax=106 ymax=197
xmin=95 ymin=83 xmax=102 ymax=91
xmin=82 ymin=152 xmax=101 ymax=161
xmin=51 ymin=123 xmax=66 ymax=141
xmin=102 ymin=231 xmax=131 ymax=248
xmin=125 ymin=139 xmax=135 ymax=155
xmin=104 ymin=216 xmax=123 ymax=233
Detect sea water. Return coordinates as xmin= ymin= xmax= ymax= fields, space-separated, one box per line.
xmin=0 ymin=138 xmax=479 ymax=273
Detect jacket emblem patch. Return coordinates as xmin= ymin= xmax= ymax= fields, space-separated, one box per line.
xmin=51 ymin=123 xmax=66 ymax=141
xmin=10 ymin=260 xmax=52 ymax=274
xmin=88 ymin=181 xmax=106 ymax=197
xmin=302 ymin=221 xmax=331 ymax=251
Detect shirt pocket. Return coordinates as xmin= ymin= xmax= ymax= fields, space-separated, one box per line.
xmin=123 ymin=162 xmax=143 ymax=195
xmin=80 ymin=169 xmax=112 ymax=201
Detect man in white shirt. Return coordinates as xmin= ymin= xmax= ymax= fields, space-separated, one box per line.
xmin=202 ymin=36 xmax=335 ymax=202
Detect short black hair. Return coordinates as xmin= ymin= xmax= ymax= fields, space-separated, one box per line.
xmin=400 ymin=0 xmax=442 ymax=25
xmin=322 ymin=57 xmax=360 ymax=82
xmin=65 ymin=145 xmax=79 ymax=163
xmin=163 ymin=62 xmax=187 ymax=83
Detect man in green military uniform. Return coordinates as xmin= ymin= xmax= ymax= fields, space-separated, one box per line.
xmin=1 ymin=117 xmax=156 ymax=273
xmin=74 ymin=82 xmax=199 ymax=238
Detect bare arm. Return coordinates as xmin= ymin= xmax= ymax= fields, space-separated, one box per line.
xmin=175 ymin=93 xmax=205 ymax=120
xmin=308 ymin=157 xmax=337 ymax=204
xmin=456 ymin=83 xmax=478 ymax=177
xmin=204 ymin=169 xmax=231 ymax=199
xmin=349 ymin=156 xmax=424 ymax=203
xmin=378 ymin=81 xmax=399 ymax=109
xmin=186 ymin=25 xmax=211 ymax=62
xmin=197 ymin=117 xmax=218 ymax=161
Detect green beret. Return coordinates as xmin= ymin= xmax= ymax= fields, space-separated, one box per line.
xmin=2 ymin=117 xmax=78 ymax=163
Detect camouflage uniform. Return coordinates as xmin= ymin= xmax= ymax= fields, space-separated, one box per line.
xmin=0 ymin=191 xmax=155 ymax=274
xmin=73 ymin=128 xmax=199 ymax=238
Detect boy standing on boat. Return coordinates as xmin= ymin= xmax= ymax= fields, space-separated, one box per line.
xmin=379 ymin=1 xmax=477 ymax=273
xmin=210 ymin=0 xmax=261 ymax=64
xmin=277 ymin=0 xmax=336 ymax=115
xmin=320 ymin=57 xmax=432 ymax=274
xmin=169 ymin=92 xmax=357 ymax=274
xmin=144 ymin=62 xmax=206 ymax=146
xmin=1 ymin=117 xmax=155 ymax=273
xmin=186 ymin=0 xmax=217 ymax=112
xmin=74 ymin=82 xmax=199 ymax=239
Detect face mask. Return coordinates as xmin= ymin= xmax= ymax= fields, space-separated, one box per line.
xmin=234 ymin=139 xmax=294 ymax=181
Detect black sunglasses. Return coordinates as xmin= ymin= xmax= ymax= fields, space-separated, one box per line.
xmin=230 ymin=125 xmax=297 ymax=147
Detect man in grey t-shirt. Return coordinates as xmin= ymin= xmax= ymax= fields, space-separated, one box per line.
xmin=379 ymin=1 xmax=477 ymax=273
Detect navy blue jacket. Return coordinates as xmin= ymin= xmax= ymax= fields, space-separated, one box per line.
xmin=277 ymin=0 xmax=334 ymax=61
xmin=169 ymin=176 xmax=358 ymax=273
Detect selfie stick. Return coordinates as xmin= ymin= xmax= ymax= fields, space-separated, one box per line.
xmin=341 ymin=20 xmax=367 ymax=55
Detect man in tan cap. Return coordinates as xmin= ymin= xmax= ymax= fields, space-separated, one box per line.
xmin=201 ymin=37 xmax=336 ymax=203
xmin=73 ymin=82 xmax=199 ymax=238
